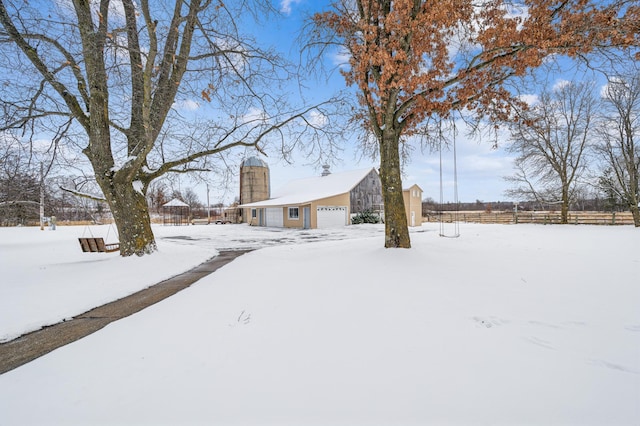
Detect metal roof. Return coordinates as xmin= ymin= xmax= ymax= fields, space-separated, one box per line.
xmin=163 ymin=198 xmax=190 ymax=207
xmin=241 ymin=156 xmax=269 ymax=168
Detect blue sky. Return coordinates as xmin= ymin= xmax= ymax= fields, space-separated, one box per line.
xmin=22 ymin=0 xmax=583 ymax=206
xmin=187 ymin=0 xmax=521 ymax=205
xmin=3 ymin=0 xmax=624 ymax=207
xmin=2 ymin=0 xmax=628 ymax=212
xmin=14 ymin=0 xmax=606 ymax=206
xmin=237 ymin=0 xmax=627 ymax=207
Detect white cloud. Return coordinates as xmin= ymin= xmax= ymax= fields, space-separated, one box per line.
xmin=518 ymin=94 xmax=539 ymax=106
xmin=103 ymin=0 xmax=127 ymax=22
xmin=448 ymin=2 xmax=529 ymax=62
xmin=308 ymin=110 xmax=328 ymax=128
xmin=280 ymin=0 xmax=302 ymax=15
xmin=0 ymin=130 xmax=19 ymax=146
xmin=331 ymin=46 xmax=351 ymax=69
xmin=599 ymin=77 xmax=625 ymax=99
xmin=216 ymin=38 xmax=249 ymax=73
xmin=241 ymin=107 xmax=268 ymax=124
xmin=55 ymin=0 xmax=127 ymax=24
xmin=503 ymin=3 xmax=529 ymax=23
xmin=408 ymin=121 xmax=516 ymax=201
xmin=552 ymin=79 xmax=571 ymax=92
xmin=173 ymin=99 xmax=200 ymax=111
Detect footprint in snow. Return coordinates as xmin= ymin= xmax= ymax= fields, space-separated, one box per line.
xmin=523 ymin=336 xmax=556 ymax=350
xmin=589 ymin=359 xmax=640 ymax=375
xmin=228 ymin=310 xmax=251 ymax=327
xmin=472 ymin=316 xmax=509 ymax=328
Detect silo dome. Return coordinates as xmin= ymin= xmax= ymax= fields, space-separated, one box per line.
xmin=241 ymin=156 xmax=269 ymax=169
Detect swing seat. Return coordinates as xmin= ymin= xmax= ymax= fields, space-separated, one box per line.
xmin=78 ymin=237 xmax=120 ymax=253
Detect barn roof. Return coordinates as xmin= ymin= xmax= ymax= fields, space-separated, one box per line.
xmin=240 ymin=167 xmax=376 ymax=208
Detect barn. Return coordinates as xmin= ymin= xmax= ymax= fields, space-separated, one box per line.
xmin=239 ymin=167 xmax=384 ymax=229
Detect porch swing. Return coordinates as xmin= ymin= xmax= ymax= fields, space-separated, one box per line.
xmin=438 ymin=120 xmax=461 ymax=238
xmin=78 ymin=223 xmax=120 ymax=253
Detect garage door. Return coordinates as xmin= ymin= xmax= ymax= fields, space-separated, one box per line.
xmin=316 ymin=206 xmax=347 ymax=228
xmin=265 ymin=208 xmax=284 ymax=227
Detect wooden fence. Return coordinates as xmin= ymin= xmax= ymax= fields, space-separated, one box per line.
xmin=424 ymin=211 xmax=636 ymax=226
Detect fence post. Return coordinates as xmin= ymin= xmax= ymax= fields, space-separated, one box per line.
xmin=612 ymin=212 xmax=616 ymax=225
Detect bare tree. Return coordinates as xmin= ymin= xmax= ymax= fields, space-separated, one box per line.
xmin=0 ymin=135 xmax=40 ymax=225
xmin=596 ymin=69 xmax=640 ymax=226
xmin=181 ymin=188 xmax=202 ymax=209
xmin=506 ymin=80 xmax=597 ymax=223
xmin=0 ymin=0 xmax=343 ymax=255
xmin=308 ymin=0 xmax=639 ymax=247
xmin=146 ymin=180 xmax=170 ymax=215
xmin=504 ymin=160 xmax=549 ymax=211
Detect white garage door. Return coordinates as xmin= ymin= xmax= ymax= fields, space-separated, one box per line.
xmin=317 ymin=206 xmax=347 ymax=228
xmin=265 ymin=208 xmax=284 ymax=227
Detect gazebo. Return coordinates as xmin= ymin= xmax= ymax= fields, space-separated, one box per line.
xmin=162 ymin=198 xmax=190 ymax=226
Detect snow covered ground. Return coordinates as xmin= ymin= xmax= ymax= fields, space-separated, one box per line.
xmin=0 ymin=222 xmax=639 ymax=425
xmin=0 ymin=223 xmax=384 ymax=343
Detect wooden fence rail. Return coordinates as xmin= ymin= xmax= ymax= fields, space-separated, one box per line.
xmin=424 ymin=212 xmax=636 ymax=226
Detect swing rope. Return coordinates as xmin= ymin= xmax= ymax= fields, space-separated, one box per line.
xmin=81 ymin=224 xmax=94 ymax=238
xmin=105 ymin=222 xmax=119 ymax=244
xmin=80 ymin=222 xmax=118 ymax=243
xmin=438 ymin=119 xmax=460 ymax=238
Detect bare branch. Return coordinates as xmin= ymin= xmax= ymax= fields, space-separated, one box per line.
xmin=0 ymin=2 xmax=89 ymax=130
xmin=59 ymin=185 xmax=107 ymax=202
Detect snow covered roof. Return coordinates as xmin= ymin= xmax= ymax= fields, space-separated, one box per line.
xmin=163 ymin=198 xmax=190 ymax=207
xmin=403 ymin=184 xmax=423 ymax=191
xmin=240 ymin=168 xmax=376 ymax=208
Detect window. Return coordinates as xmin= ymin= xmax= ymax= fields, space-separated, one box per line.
xmin=288 ymin=207 xmax=299 ymax=220
xmin=251 ymin=209 xmax=257 ymax=218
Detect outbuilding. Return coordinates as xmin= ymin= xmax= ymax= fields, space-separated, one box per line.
xmin=162 ymin=198 xmax=190 ymax=226
xmin=240 ymin=167 xmax=383 ymax=229
xmin=403 ymin=184 xmax=424 ymax=227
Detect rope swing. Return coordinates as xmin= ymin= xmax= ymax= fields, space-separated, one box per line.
xmin=438 ymin=119 xmax=460 ymax=238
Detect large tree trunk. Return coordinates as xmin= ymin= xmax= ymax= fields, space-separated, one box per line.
xmin=88 ymin=134 xmax=157 ymax=256
xmin=631 ymin=205 xmax=640 ymax=227
xmin=100 ymin=179 xmax=157 ymax=256
xmin=628 ymin=163 xmax=639 ymax=227
xmin=629 ymin=184 xmax=640 ymax=227
xmin=379 ymin=130 xmax=411 ymax=248
xmin=560 ymin=186 xmax=569 ymax=224
xmin=74 ymin=1 xmax=157 ymax=256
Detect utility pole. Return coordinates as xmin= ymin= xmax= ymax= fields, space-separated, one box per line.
xmin=39 ymin=163 xmax=44 ymax=230
xmin=206 ymin=184 xmax=211 ymax=224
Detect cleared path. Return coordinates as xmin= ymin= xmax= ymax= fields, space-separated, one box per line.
xmin=0 ymin=250 xmax=251 ymax=375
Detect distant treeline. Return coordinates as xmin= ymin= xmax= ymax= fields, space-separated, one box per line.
xmin=422 ymin=197 xmax=631 ymax=214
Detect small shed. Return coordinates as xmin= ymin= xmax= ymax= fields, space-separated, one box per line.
xmin=162 ymin=198 xmax=190 ymax=226
xmin=403 ymin=184 xmax=423 ymax=227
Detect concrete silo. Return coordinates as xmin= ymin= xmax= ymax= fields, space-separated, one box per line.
xmin=239 ymin=156 xmax=270 ymax=224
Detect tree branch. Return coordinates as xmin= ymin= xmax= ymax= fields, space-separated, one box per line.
xmin=0 ymin=2 xmax=90 ymax=131
xmin=59 ymin=185 xmax=107 ymax=202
